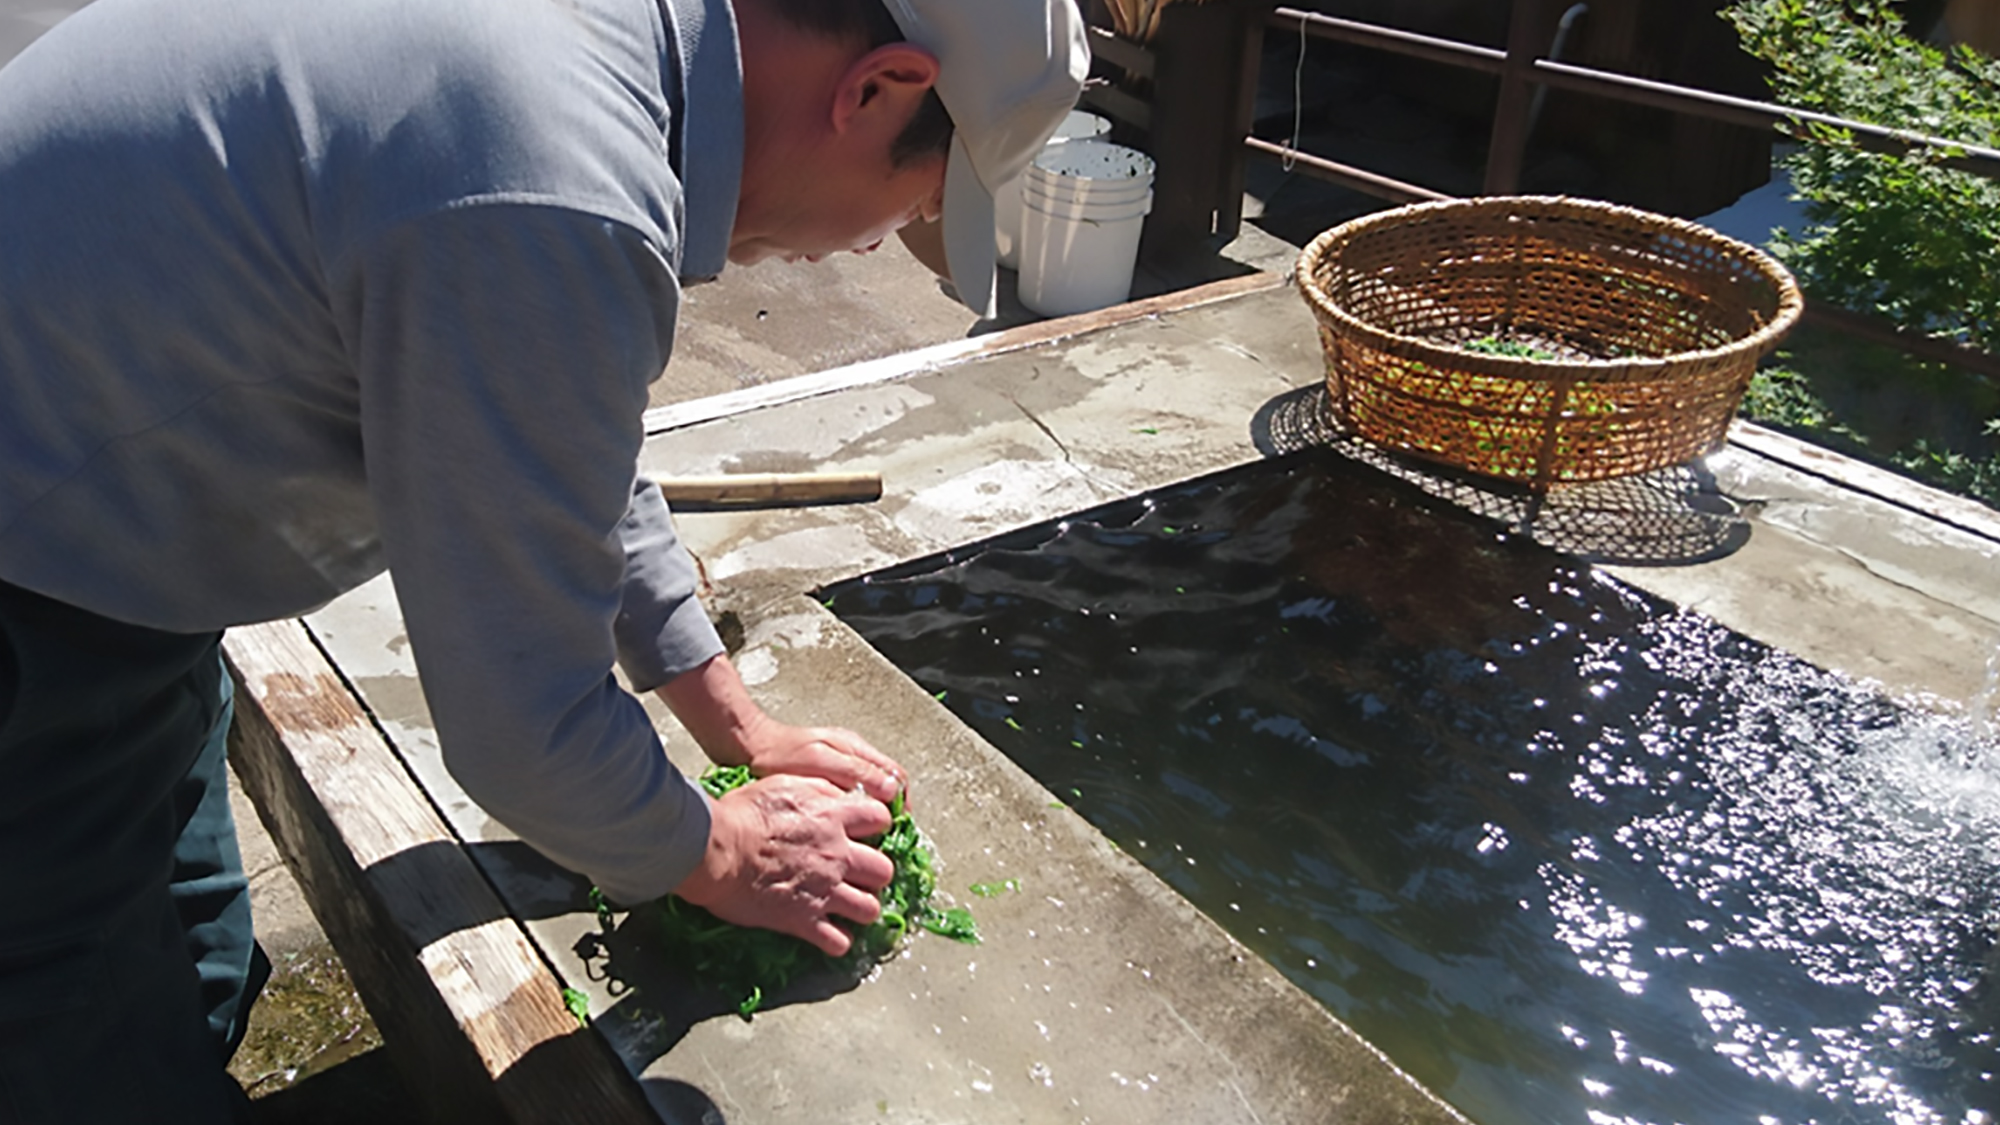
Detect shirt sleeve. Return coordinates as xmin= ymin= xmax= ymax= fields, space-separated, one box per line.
xmin=337 ymin=202 xmax=722 ymax=904
xmin=616 ymin=474 xmax=726 ymax=693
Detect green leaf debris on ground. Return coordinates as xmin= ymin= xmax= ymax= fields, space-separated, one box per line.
xmin=561 ymin=987 xmax=590 ymax=1027
xmin=597 ymin=764 xmax=979 ymax=1020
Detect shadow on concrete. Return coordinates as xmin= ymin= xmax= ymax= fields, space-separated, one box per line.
xmin=1252 ymin=383 xmax=1752 ymax=566
xmin=568 ymin=905 xmax=869 ymax=1071
xmin=641 ymin=1079 xmax=729 ymax=1124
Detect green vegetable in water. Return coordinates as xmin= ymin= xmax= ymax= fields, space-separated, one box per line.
xmin=599 ymin=764 xmax=978 ymax=1020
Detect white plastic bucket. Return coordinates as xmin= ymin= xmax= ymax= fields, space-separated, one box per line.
xmin=1024 ymin=141 xmax=1155 ymax=203
xmin=1017 ymin=184 xmax=1152 ymax=223
xmin=994 ymin=110 xmax=1112 ymax=269
xmin=1017 ymin=185 xmax=1152 ymax=318
xmin=1022 ymin=170 xmax=1151 ymax=208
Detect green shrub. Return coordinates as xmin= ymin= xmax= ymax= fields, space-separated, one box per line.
xmin=1745 ymin=356 xmax=2000 ymax=508
xmin=1723 ymin=0 xmax=2000 ymax=352
xmin=1722 ymin=1 xmax=2000 ymax=509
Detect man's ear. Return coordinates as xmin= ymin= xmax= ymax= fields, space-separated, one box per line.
xmin=830 ymin=42 xmax=940 ymax=136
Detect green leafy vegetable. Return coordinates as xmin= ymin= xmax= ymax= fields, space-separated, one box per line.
xmin=1459 ymin=336 xmax=1558 ymax=361
xmin=969 ymin=878 xmax=1020 ymax=897
xmin=599 ymin=765 xmax=978 ymax=1020
xmin=922 ymin=906 xmax=980 ymax=941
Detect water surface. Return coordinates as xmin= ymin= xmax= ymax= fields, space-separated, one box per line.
xmin=829 ymin=451 xmax=2000 ymax=1125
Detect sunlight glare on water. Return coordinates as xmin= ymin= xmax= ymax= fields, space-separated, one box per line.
xmin=1969 ymin=633 xmax=2000 ymax=745
xmin=830 ymin=452 xmax=2000 ymax=1125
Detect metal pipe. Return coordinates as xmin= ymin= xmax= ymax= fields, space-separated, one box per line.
xmin=1798 ymin=303 xmax=2000 ymax=381
xmin=1528 ymin=58 xmax=2000 ymax=179
xmin=1243 ymin=137 xmax=1452 ymax=204
xmin=1266 ymin=7 xmax=1506 ymax=73
xmin=1266 ymin=5 xmax=2000 ymax=181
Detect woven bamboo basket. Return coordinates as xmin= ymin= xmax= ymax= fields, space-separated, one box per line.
xmin=1295 ymin=196 xmax=1803 ymax=487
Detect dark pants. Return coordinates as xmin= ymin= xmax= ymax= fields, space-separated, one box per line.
xmin=0 ymin=579 xmax=264 ymax=1124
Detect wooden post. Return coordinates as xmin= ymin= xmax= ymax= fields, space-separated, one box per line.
xmin=1483 ymin=0 xmax=1548 ymax=196
xmin=1216 ymin=0 xmax=1273 ymax=245
xmin=1141 ymin=0 xmax=1274 ymax=266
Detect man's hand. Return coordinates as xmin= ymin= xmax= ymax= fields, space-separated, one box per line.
xmin=674 ymin=774 xmax=895 ymax=956
xmin=735 ymin=715 xmax=905 ymax=804
xmin=656 ymin=654 xmax=907 ymax=803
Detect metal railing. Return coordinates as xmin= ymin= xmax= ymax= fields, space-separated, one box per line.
xmin=1251 ymin=1 xmax=2000 ymax=378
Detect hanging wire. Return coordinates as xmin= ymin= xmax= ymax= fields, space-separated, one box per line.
xmin=1283 ymin=10 xmax=1307 ymax=172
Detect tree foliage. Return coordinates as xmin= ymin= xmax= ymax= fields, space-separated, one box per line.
xmin=1724 ymin=0 xmax=2000 ymax=352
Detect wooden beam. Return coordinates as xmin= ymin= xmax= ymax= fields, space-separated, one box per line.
xmin=225 ymin=620 xmax=656 ymax=1125
xmin=1085 ymin=24 xmax=1154 ymax=80
xmin=1078 ymin=83 xmax=1152 ymax=133
xmin=1216 ymin=0 xmax=1274 ymax=244
xmin=1483 ymin=0 xmax=1546 ymax=195
xmin=1143 ymin=0 xmax=1269 ymax=264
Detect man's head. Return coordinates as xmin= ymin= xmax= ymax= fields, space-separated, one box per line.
xmin=730 ymin=0 xmax=1088 ymax=316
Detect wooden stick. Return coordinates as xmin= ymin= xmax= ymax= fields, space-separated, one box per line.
xmin=657 ymin=470 xmax=883 ymax=505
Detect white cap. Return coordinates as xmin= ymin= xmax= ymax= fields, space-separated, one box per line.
xmin=881 ymin=0 xmax=1091 ymax=317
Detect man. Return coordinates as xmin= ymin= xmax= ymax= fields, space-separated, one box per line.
xmin=0 ymin=0 xmax=1087 ymax=1118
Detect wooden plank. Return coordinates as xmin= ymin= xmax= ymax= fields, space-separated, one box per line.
xmin=1078 ymin=82 xmax=1152 ymax=133
xmin=1085 ymin=23 xmax=1153 ymax=80
xmin=641 ymin=270 xmax=1287 ymax=435
xmin=224 ymin=620 xmax=656 ymax=1125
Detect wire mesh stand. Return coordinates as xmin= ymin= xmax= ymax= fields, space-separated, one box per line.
xmin=1252 ymin=383 xmax=1751 ymax=566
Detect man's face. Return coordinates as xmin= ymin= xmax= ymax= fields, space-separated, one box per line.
xmin=729 ymin=138 xmax=946 ymax=267
xmin=729 ymin=40 xmax=949 ymax=267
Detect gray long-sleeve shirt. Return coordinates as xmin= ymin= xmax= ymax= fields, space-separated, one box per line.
xmin=0 ymin=0 xmax=743 ymax=902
